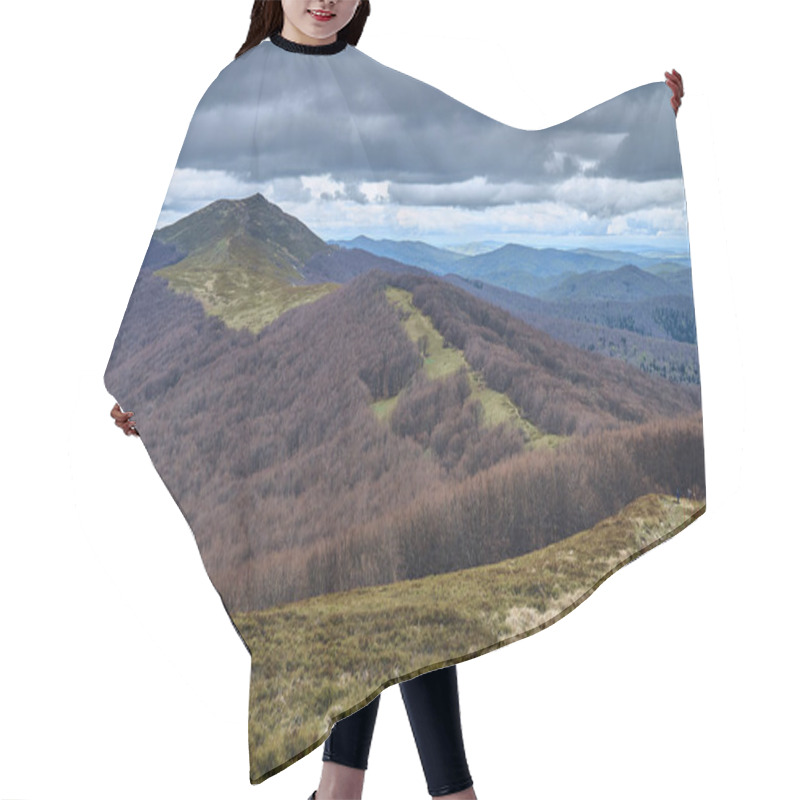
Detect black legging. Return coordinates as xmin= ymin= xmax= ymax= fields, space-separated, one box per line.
xmin=323 ymin=664 xmax=474 ymax=797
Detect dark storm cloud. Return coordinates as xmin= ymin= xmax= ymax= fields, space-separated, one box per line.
xmin=576 ymin=82 xmax=681 ymax=180
xmin=174 ymin=41 xmax=680 ymax=203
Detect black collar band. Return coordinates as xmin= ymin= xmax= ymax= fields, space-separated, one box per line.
xmin=270 ymin=31 xmax=348 ymax=55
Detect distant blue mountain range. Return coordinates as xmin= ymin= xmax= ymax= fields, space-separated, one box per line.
xmin=328 ymin=236 xmax=691 ymax=300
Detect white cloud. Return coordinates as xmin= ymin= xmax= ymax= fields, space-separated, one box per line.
xmin=359 ymin=180 xmax=391 ymax=203
xmin=554 ymin=175 xmax=685 ymax=217
xmin=301 ymin=174 xmax=348 ymax=201
xmin=155 ymin=167 xmax=687 ymax=247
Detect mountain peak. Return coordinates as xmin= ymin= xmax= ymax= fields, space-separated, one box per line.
xmin=152 ymin=193 xmax=328 ymax=267
xmin=615 ymin=263 xmax=646 ymax=275
xmin=242 ymin=192 xmax=270 ymax=206
xmin=204 ymin=192 xmax=272 ymax=214
xmin=543 ymin=261 xmax=674 ymax=301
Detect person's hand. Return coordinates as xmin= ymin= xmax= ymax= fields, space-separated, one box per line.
xmin=110 ymin=402 xmax=140 ymax=437
xmin=665 ymin=69 xmax=684 ymax=116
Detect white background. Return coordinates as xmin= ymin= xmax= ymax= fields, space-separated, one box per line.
xmin=1 ymin=1 xmax=796 ymax=798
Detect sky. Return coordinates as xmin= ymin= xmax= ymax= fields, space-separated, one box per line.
xmin=157 ymin=37 xmax=690 ymax=253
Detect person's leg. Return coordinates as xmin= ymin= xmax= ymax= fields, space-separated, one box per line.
xmin=400 ymin=665 xmax=476 ymax=799
xmin=315 ymin=694 xmax=381 ymax=800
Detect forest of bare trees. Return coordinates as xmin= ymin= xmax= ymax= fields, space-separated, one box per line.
xmin=445 ymin=277 xmax=701 ymax=384
xmin=106 ymin=264 xmax=705 ymax=615
xmin=206 ymin=411 xmax=704 ymax=611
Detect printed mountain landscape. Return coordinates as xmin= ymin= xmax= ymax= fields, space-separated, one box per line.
xmin=102 ymin=54 xmax=706 ymax=781
xmin=106 ymin=192 xmax=704 ymax=615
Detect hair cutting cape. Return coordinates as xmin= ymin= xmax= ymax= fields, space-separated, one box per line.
xmin=105 ymin=32 xmax=706 ymax=784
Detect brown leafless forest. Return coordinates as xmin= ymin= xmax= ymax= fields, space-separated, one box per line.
xmin=106 ymin=261 xmax=704 ymax=613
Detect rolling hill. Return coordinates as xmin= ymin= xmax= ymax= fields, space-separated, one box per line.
xmin=106 ymin=193 xmax=704 ymax=614
xmin=541 ymin=263 xmax=685 ymax=301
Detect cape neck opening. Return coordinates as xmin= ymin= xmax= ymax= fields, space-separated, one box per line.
xmin=269 ymin=31 xmax=348 ymax=55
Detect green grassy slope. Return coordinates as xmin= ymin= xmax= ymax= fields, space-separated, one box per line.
xmin=234 ymin=492 xmax=705 ymax=783
xmin=155 ymin=232 xmax=340 ymax=333
xmin=379 ymin=285 xmax=562 ymax=449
